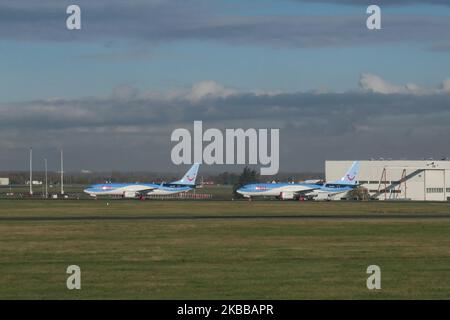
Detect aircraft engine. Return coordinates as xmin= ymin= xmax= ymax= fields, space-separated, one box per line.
xmin=123 ymin=191 xmax=137 ymax=198
xmin=313 ymin=192 xmax=331 ymax=201
xmin=279 ymin=192 xmax=295 ymax=200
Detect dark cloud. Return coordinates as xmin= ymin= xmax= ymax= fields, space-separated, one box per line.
xmin=292 ymin=0 xmax=450 ymax=5
xmin=1 ymin=88 xmax=450 ymax=171
xmin=0 ymin=0 xmax=449 ymax=49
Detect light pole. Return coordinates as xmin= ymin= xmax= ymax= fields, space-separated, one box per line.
xmin=44 ymin=158 xmax=48 ymax=198
xmin=60 ymin=149 xmax=64 ymax=195
xmin=29 ymin=147 xmax=33 ymax=196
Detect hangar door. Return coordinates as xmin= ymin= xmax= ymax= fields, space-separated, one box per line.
xmin=425 ymin=170 xmax=446 ymax=201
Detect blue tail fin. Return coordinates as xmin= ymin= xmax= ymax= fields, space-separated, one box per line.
xmin=171 ymin=163 xmax=200 ymax=186
xmin=328 ymin=161 xmax=360 ymax=186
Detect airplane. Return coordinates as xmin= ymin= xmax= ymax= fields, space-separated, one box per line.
xmin=84 ymin=163 xmax=200 ymax=198
xmin=236 ymin=161 xmax=360 ymax=201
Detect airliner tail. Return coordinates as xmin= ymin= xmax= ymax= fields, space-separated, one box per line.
xmin=328 ymin=161 xmax=360 ymax=186
xmin=171 ymin=163 xmax=200 ymax=186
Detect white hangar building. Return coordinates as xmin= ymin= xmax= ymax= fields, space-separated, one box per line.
xmin=326 ymin=160 xmax=450 ymax=201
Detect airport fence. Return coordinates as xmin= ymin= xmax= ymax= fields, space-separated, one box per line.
xmin=146 ymin=193 xmax=213 ymax=200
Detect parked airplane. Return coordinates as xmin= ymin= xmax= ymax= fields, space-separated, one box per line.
xmin=84 ymin=163 xmax=200 ymax=198
xmin=236 ymin=161 xmax=360 ymax=201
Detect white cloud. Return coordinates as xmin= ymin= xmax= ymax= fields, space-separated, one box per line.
xmin=358 ymin=73 xmax=449 ymax=95
xmin=359 ymin=73 xmax=410 ymax=94
xmin=110 ymin=76 xmax=450 ymax=103
xmin=186 ymin=80 xmax=236 ymax=102
xmin=441 ymin=78 xmax=450 ymax=92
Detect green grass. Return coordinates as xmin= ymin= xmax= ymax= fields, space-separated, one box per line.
xmin=0 ymin=199 xmax=449 ymax=217
xmin=0 ymin=200 xmax=450 ymax=299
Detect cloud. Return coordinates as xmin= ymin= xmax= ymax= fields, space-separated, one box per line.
xmin=292 ymin=0 xmax=450 ymax=6
xmin=360 ymin=73 xmax=405 ymax=94
xmin=360 ymin=73 xmax=450 ymax=95
xmin=186 ymin=81 xmax=236 ymax=102
xmin=0 ymin=1 xmax=449 ymax=50
xmin=442 ymin=78 xmax=450 ymax=92
xmin=359 ymin=73 xmax=422 ymax=94
xmin=1 ymin=78 xmax=450 ymax=171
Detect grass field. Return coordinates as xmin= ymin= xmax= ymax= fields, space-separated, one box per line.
xmin=1 ymin=199 xmax=450 ymax=299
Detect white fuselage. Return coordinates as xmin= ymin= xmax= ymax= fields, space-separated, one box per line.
xmin=84 ymin=183 xmax=192 ymax=198
xmin=236 ymin=183 xmax=317 ymax=198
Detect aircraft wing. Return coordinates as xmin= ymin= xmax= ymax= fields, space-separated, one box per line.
xmin=277 ymin=184 xmax=322 ymax=195
xmin=293 ymin=187 xmax=321 ymax=195
xmin=140 ymin=183 xmax=173 ymax=194
xmin=130 ymin=186 xmax=157 ymax=195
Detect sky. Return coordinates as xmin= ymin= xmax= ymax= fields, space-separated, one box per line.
xmin=0 ymin=0 xmax=449 ymax=173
